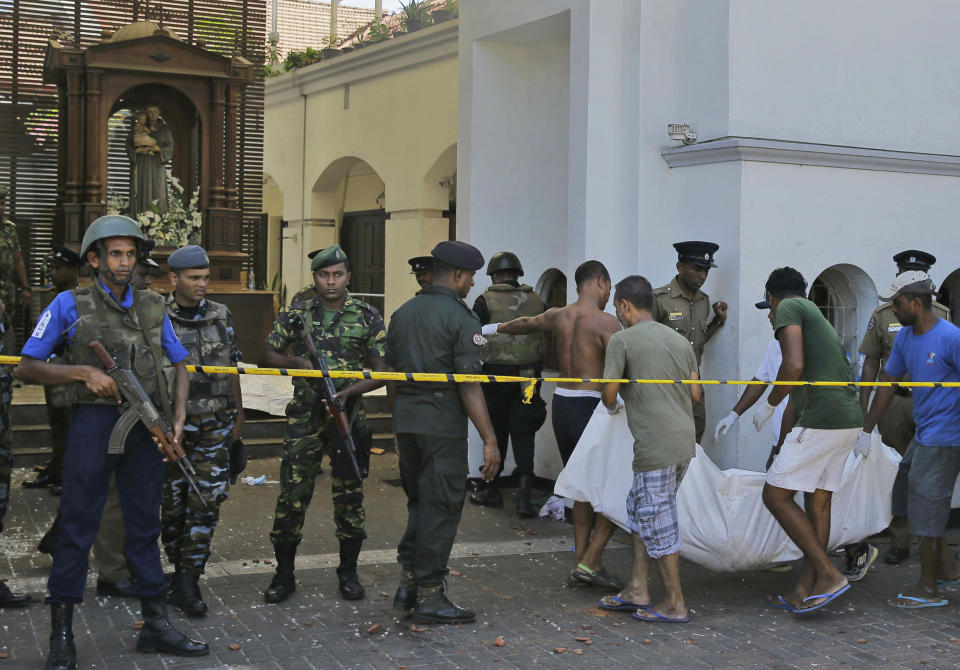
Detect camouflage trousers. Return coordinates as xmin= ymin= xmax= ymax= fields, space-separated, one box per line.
xmin=0 ymin=370 xmax=11 ymax=530
xmin=161 ymin=409 xmax=236 ymax=574
xmin=270 ymin=390 xmax=372 ymax=545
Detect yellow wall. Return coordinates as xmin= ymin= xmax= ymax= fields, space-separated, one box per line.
xmin=264 ymin=23 xmax=458 ymax=319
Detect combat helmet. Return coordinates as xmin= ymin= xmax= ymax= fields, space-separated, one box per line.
xmin=80 ymin=215 xmax=146 ymax=259
xmin=486 ymin=251 xmax=524 ymax=277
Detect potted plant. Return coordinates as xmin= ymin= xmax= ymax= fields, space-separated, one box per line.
xmin=368 ymin=19 xmax=390 ymax=43
xmin=321 ymin=37 xmax=342 ymax=59
xmin=400 ymin=0 xmax=431 ymax=32
xmin=431 ymin=0 xmax=457 ymax=23
xmin=350 ymin=27 xmax=367 ymax=49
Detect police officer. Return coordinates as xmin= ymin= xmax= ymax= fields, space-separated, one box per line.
xmin=1 ymin=292 xmax=29 ymax=608
xmin=262 ymin=244 xmax=386 ymax=603
xmin=653 ymin=241 xmax=727 ymax=443
xmin=858 ymin=249 xmax=951 ymax=566
xmin=386 ymin=240 xmax=500 ymax=624
xmin=131 ymin=239 xmax=167 ymax=291
xmin=25 ymin=246 xmax=81 ymax=493
xmin=162 ymin=245 xmax=244 ymax=616
xmin=469 ymin=252 xmax=546 ymax=517
xmin=18 ymin=216 xmax=209 ymax=669
xmin=408 ymin=255 xmax=434 ymax=292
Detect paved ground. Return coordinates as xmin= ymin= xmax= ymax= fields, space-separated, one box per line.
xmin=3 ymin=451 xmax=960 ymax=670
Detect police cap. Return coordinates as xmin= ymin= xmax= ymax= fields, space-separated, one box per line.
xmin=673 ymin=241 xmax=719 ymax=268
xmin=311 ymin=244 xmax=348 ymax=272
xmin=168 ymin=245 xmax=210 ymax=270
xmin=408 ymin=256 xmax=433 ymax=274
xmin=47 ymin=244 xmax=82 ymax=267
xmin=893 ymin=250 xmax=936 ymax=273
xmin=431 ymin=241 xmax=484 ymax=271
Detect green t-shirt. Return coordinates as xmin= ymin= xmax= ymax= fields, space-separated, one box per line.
xmin=603 ymin=320 xmax=698 ymax=472
xmin=772 ymin=297 xmax=863 ymax=430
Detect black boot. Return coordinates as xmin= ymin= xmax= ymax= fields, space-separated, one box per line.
xmin=413 ymin=582 xmax=475 ymax=624
xmin=393 ymin=566 xmax=417 ymax=611
xmin=516 ymin=474 xmax=536 ymax=518
xmin=337 ymin=538 xmax=365 ymax=601
xmin=264 ymin=543 xmax=297 ymax=603
xmin=0 ymin=580 xmax=30 ymax=608
xmin=24 ymin=470 xmax=57 ymax=489
xmin=169 ymin=567 xmax=208 ymax=617
xmin=95 ymin=578 xmax=139 ymax=599
xmin=38 ymin=514 xmax=61 ymax=555
xmin=136 ymin=596 xmax=209 ymax=657
xmin=45 ymin=603 xmax=76 ymax=670
xmin=469 ymin=482 xmax=503 ymax=508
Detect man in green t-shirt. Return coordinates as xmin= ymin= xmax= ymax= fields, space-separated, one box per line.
xmin=756 ymin=267 xmax=864 ymax=615
xmin=599 ymin=276 xmax=701 ymax=624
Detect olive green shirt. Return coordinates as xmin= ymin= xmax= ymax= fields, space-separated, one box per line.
xmin=386 ymin=285 xmax=483 ymax=438
xmin=652 ymin=276 xmax=712 ymax=365
xmin=773 ymin=297 xmax=863 ymax=430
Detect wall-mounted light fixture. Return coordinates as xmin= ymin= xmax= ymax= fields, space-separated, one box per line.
xmin=667 ymin=123 xmax=697 ymax=145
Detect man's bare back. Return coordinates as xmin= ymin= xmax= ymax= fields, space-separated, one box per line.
xmin=499 ymin=299 xmax=621 ymax=391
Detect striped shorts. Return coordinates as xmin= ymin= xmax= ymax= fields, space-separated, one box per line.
xmin=626 ymin=461 xmax=689 ymax=559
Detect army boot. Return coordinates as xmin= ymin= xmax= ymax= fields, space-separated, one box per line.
xmin=264 ymin=542 xmax=297 ymax=603
xmin=469 ymin=482 xmax=503 ymax=508
xmin=393 ymin=566 xmax=417 ymax=611
xmin=136 ymin=595 xmax=209 ymax=657
xmin=413 ymin=582 xmax=476 ymax=625
xmin=169 ymin=567 xmax=208 ymax=617
xmin=336 ymin=538 xmax=365 ymax=601
xmin=516 ymin=474 xmax=536 ymax=518
xmin=45 ymin=603 xmax=76 ymax=670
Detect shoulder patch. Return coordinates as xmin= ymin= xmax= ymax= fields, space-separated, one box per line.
xmin=31 ymin=310 xmax=53 ymax=339
xmin=473 ymin=333 xmax=486 ymax=347
xmin=866 ymin=317 xmax=875 ymax=331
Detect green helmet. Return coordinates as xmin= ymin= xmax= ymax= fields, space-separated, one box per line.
xmin=80 ymin=215 xmax=146 ymax=260
xmin=486 ymin=251 xmax=524 ymax=277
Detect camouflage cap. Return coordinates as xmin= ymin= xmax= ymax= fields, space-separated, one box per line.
xmin=311 ymin=244 xmax=348 ymax=272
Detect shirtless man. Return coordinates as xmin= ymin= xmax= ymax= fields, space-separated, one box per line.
xmin=482 ymin=260 xmax=623 ymax=589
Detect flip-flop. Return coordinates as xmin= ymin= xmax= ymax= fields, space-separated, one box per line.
xmin=771 ymin=595 xmax=797 ymax=612
xmin=936 ymin=577 xmax=960 ymax=587
xmin=599 ymin=595 xmax=650 ymax=612
xmin=887 ymin=593 xmax=948 ymax=609
xmin=794 ymin=584 xmax=850 ymax=614
xmin=631 ymin=609 xmax=689 ymax=624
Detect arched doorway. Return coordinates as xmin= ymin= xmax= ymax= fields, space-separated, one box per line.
xmin=938 ymin=268 xmax=960 ymax=327
xmin=808 ymin=263 xmax=878 ymax=377
xmin=312 ymin=157 xmax=386 ymax=313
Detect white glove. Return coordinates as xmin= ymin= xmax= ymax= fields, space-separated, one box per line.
xmin=853 ymin=430 xmax=872 ymax=458
xmin=606 ymin=399 xmax=624 ymax=415
xmin=714 ymin=411 xmax=739 ymax=440
xmin=481 ymin=323 xmax=500 ymax=336
xmin=752 ymin=401 xmax=776 ymax=432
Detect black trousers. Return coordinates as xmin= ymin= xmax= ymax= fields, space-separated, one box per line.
xmin=482 ymin=379 xmax=546 ymax=477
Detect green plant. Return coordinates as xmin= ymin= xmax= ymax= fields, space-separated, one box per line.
xmin=400 ymin=0 xmax=432 ymax=29
xmin=270 ymin=269 xmax=288 ymax=307
xmin=263 ymin=63 xmax=283 ymax=78
xmin=136 ymin=177 xmax=203 ymax=247
xmin=368 ymin=19 xmax=390 ymax=43
xmin=351 ymin=26 xmax=367 ymax=47
xmin=282 ymin=47 xmax=322 ymax=71
xmin=444 ymin=0 xmax=459 ymax=14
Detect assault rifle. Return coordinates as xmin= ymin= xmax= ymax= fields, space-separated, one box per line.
xmin=298 ymin=316 xmax=363 ymax=480
xmin=89 ymin=339 xmax=209 ymax=508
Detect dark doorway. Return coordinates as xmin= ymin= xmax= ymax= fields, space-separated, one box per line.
xmin=340 ymin=209 xmax=386 ymax=314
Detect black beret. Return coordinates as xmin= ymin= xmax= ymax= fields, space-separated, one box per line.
xmin=674 ymin=240 xmax=719 ymax=268
xmin=431 ymin=241 xmax=484 ymax=271
xmin=168 ymin=245 xmax=210 ymax=270
xmin=47 ymin=244 xmax=82 ymax=267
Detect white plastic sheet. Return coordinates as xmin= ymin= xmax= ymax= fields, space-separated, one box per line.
xmin=554 ymin=406 xmax=900 ymax=572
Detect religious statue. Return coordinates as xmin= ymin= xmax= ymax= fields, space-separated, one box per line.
xmin=126 ymin=103 xmax=174 ymax=216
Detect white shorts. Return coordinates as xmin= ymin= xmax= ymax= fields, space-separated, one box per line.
xmin=766 ymin=426 xmax=860 ymax=493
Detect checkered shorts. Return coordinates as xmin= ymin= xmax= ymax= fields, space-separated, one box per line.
xmin=626 ymin=461 xmax=689 ymax=559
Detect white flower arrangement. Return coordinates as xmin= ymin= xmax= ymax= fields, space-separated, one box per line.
xmin=136 ymin=176 xmax=203 ymax=248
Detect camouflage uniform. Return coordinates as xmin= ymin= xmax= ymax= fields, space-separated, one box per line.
xmin=0 ymin=219 xmax=21 ymax=309
xmin=161 ymin=295 xmax=241 ymax=574
xmin=0 ymin=308 xmax=13 ymax=532
xmin=267 ymin=293 xmax=385 ymax=545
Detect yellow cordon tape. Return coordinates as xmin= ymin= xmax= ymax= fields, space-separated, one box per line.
xmin=3 ymin=355 xmax=959 ymax=388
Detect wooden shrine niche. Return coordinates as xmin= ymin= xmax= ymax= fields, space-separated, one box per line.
xmin=44 ymin=21 xmax=254 ymax=287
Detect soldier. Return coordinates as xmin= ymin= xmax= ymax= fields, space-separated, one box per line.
xmin=858 ymin=250 xmax=951 ymax=566
xmin=386 ymin=240 xmax=500 ymax=624
xmin=469 ymin=251 xmax=547 ymax=517
xmin=262 ymin=244 xmax=386 ymax=603
xmin=25 ymin=246 xmax=81 ymax=494
xmin=408 ymin=255 xmax=434 ymax=292
xmin=18 ymin=216 xmax=209 ymax=668
xmin=653 ymin=241 xmax=727 ymax=443
xmin=162 ymin=245 xmax=244 ymax=616
xmin=1 ymin=294 xmax=30 ymax=608
xmin=131 ymin=239 xmax=167 ymax=291
xmin=0 ymin=185 xmax=32 ymax=318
